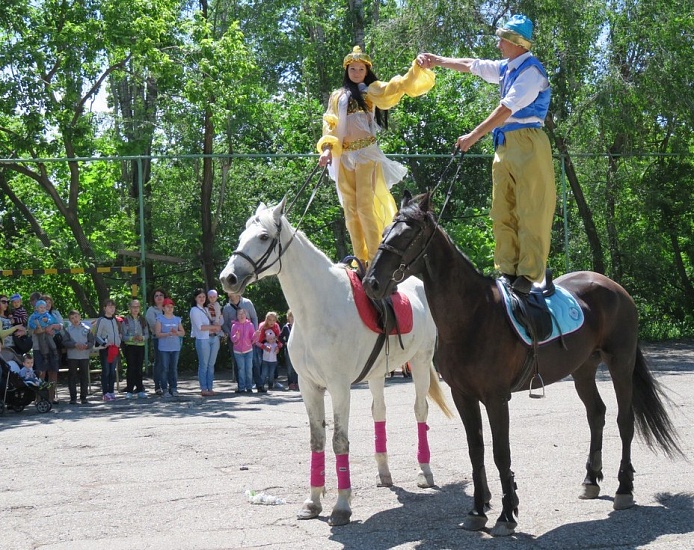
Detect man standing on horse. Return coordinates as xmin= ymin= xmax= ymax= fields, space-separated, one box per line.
xmin=417 ymin=14 xmax=556 ymax=295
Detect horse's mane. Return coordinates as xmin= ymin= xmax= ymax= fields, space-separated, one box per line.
xmin=253 ymin=203 xmax=336 ymax=267
xmin=400 ymin=192 xmax=489 ymax=281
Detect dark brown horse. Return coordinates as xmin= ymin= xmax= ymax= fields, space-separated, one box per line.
xmin=363 ymin=191 xmax=682 ymax=537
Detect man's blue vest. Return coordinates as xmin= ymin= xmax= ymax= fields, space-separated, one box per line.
xmin=493 ymin=56 xmax=551 ymax=149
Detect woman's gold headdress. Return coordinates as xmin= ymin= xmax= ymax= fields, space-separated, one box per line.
xmin=343 ymin=46 xmax=372 ymax=68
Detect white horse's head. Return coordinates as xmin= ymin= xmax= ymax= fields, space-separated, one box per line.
xmin=219 ymin=197 xmax=288 ymax=294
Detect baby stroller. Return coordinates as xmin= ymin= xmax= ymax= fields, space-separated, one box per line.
xmin=1 ymin=352 xmax=52 ymax=414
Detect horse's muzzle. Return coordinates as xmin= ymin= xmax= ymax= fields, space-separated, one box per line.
xmin=219 ymin=270 xmax=246 ymax=294
xmin=363 ymin=275 xmax=384 ymax=300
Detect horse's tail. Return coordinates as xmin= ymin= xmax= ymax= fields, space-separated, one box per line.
xmin=632 ymin=347 xmax=684 ymax=459
xmin=428 ymin=365 xmax=453 ymax=419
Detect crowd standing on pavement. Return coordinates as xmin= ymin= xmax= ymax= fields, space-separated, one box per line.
xmin=1 ymin=285 xmax=299 ymax=409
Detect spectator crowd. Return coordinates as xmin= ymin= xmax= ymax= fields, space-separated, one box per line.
xmin=1 ymin=287 xmax=298 ymax=408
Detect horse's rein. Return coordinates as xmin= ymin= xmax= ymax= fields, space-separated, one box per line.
xmin=432 ymin=147 xmax=465 ymax=223
xmin=231 ymin=164 xmax=328 ymax=279
xmin=378 ymin=148 xmax=465 ymax=283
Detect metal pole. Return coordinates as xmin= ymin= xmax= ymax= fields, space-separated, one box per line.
xmin=137 ymin=158 xmax=149 ymax=369
xmin=561 ymin=154 xmax=570 ymax=273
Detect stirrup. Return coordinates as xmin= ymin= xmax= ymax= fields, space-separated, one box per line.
xmin=529 ymin=373 xmax=545 ymax=399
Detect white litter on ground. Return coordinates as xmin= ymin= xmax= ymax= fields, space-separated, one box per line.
xmin=245 ymin=490 xmax=286 ymax=505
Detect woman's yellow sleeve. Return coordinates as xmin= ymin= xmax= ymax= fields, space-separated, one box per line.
xmin=316 ymin=91 xmax=344 ymax=155
xmin=367 ymin=60 xmax=435 ymax=110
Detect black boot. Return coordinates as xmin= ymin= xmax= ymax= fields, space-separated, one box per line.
xmin=512 ymin=276 xmax=533 ymax=295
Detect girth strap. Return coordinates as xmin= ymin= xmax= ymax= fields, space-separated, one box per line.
xmin=351 ymin=296 xmax=404 ymax=385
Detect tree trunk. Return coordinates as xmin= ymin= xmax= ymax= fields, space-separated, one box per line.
xmin=605 ymin=151 xmax=622 ymax=281
xmin=110 ymin=69 xmax=159 ymax=294
xmin=348 ymin=0 xmax=365 ymax=48
xmin=545 ymin=116 xmax=606 ymax=274
xmin=3 ymin=162 xmax=108 ymax=314
xmin=201 ymin=107 xmax=216 ymax=290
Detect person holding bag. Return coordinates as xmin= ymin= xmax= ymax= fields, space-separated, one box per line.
xmin=94 ymin=298 xmax=123 ymax=402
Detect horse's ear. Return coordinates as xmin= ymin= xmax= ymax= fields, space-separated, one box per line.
xmin=255 ymin=202 xmax=267 ymax=216
xmin=419 ymin=191 xmax=433 ymax=213
xmin=273 ymin=196 xmax=287 ymax=223
xmin=401 ymin=189 xmax=413 ymax=209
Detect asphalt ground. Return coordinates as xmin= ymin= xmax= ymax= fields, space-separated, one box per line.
xmin=1 ymin=342 xmax=693 ymax=550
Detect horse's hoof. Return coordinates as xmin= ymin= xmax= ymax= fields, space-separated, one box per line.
xmin=417 ymin=472 xmax=435 ymax=488
xmin=579 ymin=482 xmax=600 ymax=499
xmin=328 ymin=509 xmax=352 ymax=526
xmin=377 ymin=474 xmax=393 ymax=487
xmin=613 ymin=493 xmax=635 ymax=510
xmin=490 ymin=520 xmax=517 ymax=537
xmin=460 ymin=512 xmax=488 ymax=531
xmin=297 ymin=501 xmax=322 ymax=520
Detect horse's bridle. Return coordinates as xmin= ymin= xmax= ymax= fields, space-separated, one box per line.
xmin=376 ymin=150 xmax=465 ymax=285
xmin=230 ymin=165 xmax=328 ymax=284
xmin=377 ymin=213 xmax=435 ymax=284
xmin=231 ymin=218 xmax=286 ymax=283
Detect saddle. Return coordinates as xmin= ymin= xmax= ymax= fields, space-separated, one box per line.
xmin=506 ymin=271 xmax=555 ymax=343
xmin=345 ymin=260 xmax=413 ymax=336
xmin=343 ymin=257 xmax=411 ymax=384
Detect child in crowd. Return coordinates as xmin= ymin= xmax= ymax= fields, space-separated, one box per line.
xmin=258 ymin=329 xmax=279 ymax=393
xmin=154 ymin=298 xmax=185 ymax=398
xmin=230 ymin=308 xmax=256 ymax=394
xmin=28 ymin=299 xmax=61 ymax=402
xmin=10 ymin=293 xmax=28 ymax=326
xmin=255 ymin=311 xmax=282 ymax=391
xmin=27 ymin=299 xmax=55 ymax=331
xmin=63 ymin=310 xmax=94 ymax=404
xmin=94 ymin=298 xmax=123 ymax=402
xmin=19 ymin=353 xmax=42 ymax=386
xmin=206 ymin=289 xmax=223 ymax=332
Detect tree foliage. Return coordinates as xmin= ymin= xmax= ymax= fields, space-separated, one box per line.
xmin=1 ymin=0 xmax=693 ymax=339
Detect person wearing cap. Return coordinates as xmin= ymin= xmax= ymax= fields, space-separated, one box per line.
xmin=154 ymin=297 xmax=185 ymax=398
xmin=0 ymin=293 xmax=26 ymax=348
xmin=417 ymin=14 xmax=556 ymax=295
xmin=317 ymin=46 xmax=436 ymax=265
xmin=10 ymin=293 xmax=28 ymax=327
xmin=28 ymin=299 xmax=61 ymax=403
xmin=206 ymin=289 xmax=223 ymax=335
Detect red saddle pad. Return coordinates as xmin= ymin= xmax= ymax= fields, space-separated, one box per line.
xmin=346 ymin=269 xmax=413 ymax=335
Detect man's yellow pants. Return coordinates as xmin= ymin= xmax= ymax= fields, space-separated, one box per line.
xmin=490 ymin=128 xmax=556 ymax=283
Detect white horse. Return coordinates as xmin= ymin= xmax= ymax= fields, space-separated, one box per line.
xmin=219 ymin=199 xmax=451 ymax=526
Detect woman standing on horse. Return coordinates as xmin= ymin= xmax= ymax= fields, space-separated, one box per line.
xmin=317 ymin=46 xmax=435 ymax=265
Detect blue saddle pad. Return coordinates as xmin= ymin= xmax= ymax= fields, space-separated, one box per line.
xmin=496 ymin=280 xmax=585 ymax=346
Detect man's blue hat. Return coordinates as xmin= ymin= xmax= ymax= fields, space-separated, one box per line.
xmin=496 ymin=14 xmax=534 ymax=50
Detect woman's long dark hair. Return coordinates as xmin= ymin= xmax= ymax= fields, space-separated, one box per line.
xmin=342 ymin=66 xmax=388 ymax=130
xmin=192 ymin=288 xmax=208 ymax=307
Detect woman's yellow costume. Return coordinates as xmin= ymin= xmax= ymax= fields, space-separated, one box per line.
xmin=317 ymin=47 xmax=435 ymax=263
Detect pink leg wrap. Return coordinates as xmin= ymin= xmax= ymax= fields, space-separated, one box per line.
xmin=374 ymin=420 xmax=387 ymax=453
xmin=417 ymin=422 xmax=431 ymax=464
xmin=336 ymin=453 xmax=351 ymax=490
xmin=310 ymin=451 xmax=325 ymax=487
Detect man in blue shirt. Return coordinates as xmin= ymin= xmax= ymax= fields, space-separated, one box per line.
xmin=417 ymin=14 xmax=556 ymax=295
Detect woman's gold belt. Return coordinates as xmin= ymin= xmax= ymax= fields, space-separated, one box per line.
xmin=343 ymin=136 xmax=377 ymax=151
